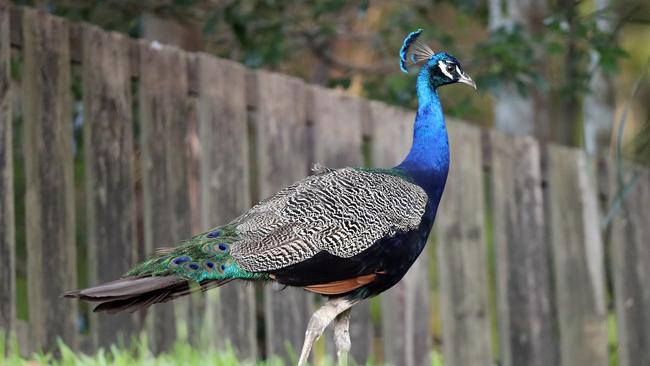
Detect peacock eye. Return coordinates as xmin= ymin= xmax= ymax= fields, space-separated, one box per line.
xmin=446 ymin=65 xmax=454 ymax=73
xmin=170 ymin=256 xmax=191 ymax=267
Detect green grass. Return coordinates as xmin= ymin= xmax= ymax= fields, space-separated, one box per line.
xmin=1 ymin=332 xmax=445 ymax=366
xmin=1 ymin=335 xmax=283 ymax=366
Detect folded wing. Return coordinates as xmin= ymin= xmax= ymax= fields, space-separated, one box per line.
xmin=229 ymin=167 xmax=428 ymax=272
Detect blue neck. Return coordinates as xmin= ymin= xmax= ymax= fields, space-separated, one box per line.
xmin=397 ymin=68 xmax=450 ymax=198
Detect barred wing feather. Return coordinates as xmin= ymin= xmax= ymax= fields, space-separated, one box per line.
xmin=229 ymin=168 xmax=428 ymax=272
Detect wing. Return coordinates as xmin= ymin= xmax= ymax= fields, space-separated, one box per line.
xmin=229 ymin=167 xmax=428 ymax=272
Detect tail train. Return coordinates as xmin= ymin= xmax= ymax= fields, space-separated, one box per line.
xmin=63 ymin=276 xmax=231 ymax=313
xmin=63 ymin=225 xmax=267 ymax=313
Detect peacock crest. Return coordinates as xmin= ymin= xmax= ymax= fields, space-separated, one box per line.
xmin=399 ymin=28 xmax=435 ymax=73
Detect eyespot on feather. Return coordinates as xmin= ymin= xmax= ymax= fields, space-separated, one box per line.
xmin=184 ymin=262 xmax=200 ymax=271
xmin=206 ymin=229 xmax=221 ymax=238
xmin=169 ymin=256 xmax=191 ymax=268
xmin=204 ymin=260 xmax=215 ymax=272
xmin=202 ymin=242 xmax=230 ymax=254
xmin=216 ymin=262 xmax=226 ymax=274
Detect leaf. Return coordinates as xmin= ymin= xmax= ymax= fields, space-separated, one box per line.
xmin=546 ymin=41 xmax=564 ymax=54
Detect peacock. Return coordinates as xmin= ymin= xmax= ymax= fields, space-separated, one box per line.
xmin=64 ymin=29 xmax=475 ymax=365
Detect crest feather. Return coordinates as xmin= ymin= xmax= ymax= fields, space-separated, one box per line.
xmin=399 ymin=29 xmax=434 ymax=73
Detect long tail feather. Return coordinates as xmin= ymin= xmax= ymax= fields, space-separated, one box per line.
xmin=63 ymin=225 xmax=268 ymax=313
xmin=63 ymin=276 xmax=230 ymax=313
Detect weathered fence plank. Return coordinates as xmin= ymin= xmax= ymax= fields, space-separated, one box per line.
xmin=81 ymin=24 xmax=138 ymax=348
xmin=369 ymin=101 xmax=413 ymax=168
xmin=547 ymin=145 xmax=608 ymax=366
xmin=436 ymin=120 xmax=492 ymax=366
xmin=489 ymin=131 xmax=558 ymax=366
xmin=139 ymin=41 xmax=192 ymax=353
xmin=370 ymin=101 xmax=432 ymax=366
xmin=197 ymin=54 xmax=256 ymax=359
xmin=21 ymin=8 xmax=77 ymax=352
xmin=181 ymin=74 xmax=205 ymax=347
xmin=310 ymin=86 xmax=363 ymax=168
xmin=0 ymin=1 xmax=15 ymax=344
xmin=310 ymin=86 xmax=372 ymax=363
xmin=252 ymin=70 xmax=312 ymax=363
xmin=609 ymin=162 xmax=650 ymax=366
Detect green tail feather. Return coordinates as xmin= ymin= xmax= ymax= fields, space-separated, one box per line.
xmin=127 ymin=224 xmax=269 ymax=283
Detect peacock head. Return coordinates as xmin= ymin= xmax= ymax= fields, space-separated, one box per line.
xmin=400 ymin=29 xmax=476 ymax=90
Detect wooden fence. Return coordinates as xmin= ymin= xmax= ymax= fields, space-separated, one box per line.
xmin=1 ymin=5 xmax=650 ymax=366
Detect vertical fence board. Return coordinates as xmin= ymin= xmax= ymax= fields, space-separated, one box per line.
xmin=310 ymin=86 xmax=372 ymax=363
xmin=139 ymin=41 xmax=192 ymax=353
xmin=197 ymin=54 xmax=256 ymax=359
xmin=310 ymin=86 xmax=362 ymax=168
xmin=81 ymin=24 xmax=137 ymax=348
xmin=436 ymin=121 xmax=492 ymax=366
xmin=489 ymin=131 xmax=558 ymax=366
xmin=253 ymin=70 xmax=311 ymax=362
xmin=182 ymin=72 xmax=206 ymax=346
xmin=370 ymin=101 xmax=432 ymax=366
xmin=21 ymin=8 xmax=77 ymax=352
xmin=609 ymin=163 xmax=650 ymax=366
xmin=0 ymin=1 xmax=14 ymax=343
xmin=369 ymin=101 xmax=413 ymax=168
xmin=547 ymin=145 xmax=608 ymax=366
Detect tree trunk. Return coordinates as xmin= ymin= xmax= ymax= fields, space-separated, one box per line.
xmin=583 ymin=0 xmax=616 ymax=155
xmin=488 ymin=0 xmax=549 ymax=140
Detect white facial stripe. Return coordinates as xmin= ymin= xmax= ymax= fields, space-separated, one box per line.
xmin=438 ymin=60 xmax=454 ymax=79
xmin=455 ymin=65 xmax=463 ymax=77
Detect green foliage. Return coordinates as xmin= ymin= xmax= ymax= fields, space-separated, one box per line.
xmin=11 ymin=0 xmax=630 ymax=123
xmin=0 ymin=332 xmax=276 ymax=366
xmin=1 ymin=331 xmax=445 ymax=366
xmin=608 ymin=312 xmax=619 ymax=366
xmin=474 ymin=25 xmax=543 ymax=96
xmin=474 ymin=8 xmax=627 ymax=99
xmin=431 ymin=351 xmax=444 ymax=366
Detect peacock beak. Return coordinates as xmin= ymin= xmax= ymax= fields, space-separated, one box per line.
xmin=458 ymin=73 xmax=476 ymax=90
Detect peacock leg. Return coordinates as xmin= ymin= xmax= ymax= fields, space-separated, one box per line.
xmin=297 ymin=298 xmax=356 ymax=366
xmin=333 ymin=308 xmax=352 ymax=366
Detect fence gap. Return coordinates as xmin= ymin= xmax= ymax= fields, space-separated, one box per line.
xmin=481 ymin=137 xmax=499 ymax=364
xmin=71 ymin=52 xmax=91 ymax=352
xmin=0 ymin=1 xmax=15 ymax=352
xmin=9 ymin=40 xmax=29 ymax=359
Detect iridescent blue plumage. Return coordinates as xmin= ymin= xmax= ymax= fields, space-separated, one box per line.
xmin=399 ymin=28 xmax=423 ymax=73
xmin=398 ymin=52 xmax=454 ymax=194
